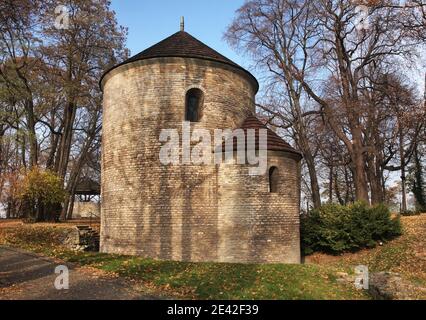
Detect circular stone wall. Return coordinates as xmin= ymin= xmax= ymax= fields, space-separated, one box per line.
xmin=217 ymin=151 xmax=301 ymax=263
xmin=100 ymin=57 xmax=256 ymax=261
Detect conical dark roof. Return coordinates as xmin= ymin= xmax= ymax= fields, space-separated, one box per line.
xmin=218 ymin=115 xmax=302 ymax=157
xmin=127 ymin=31 xmax=238 ymax=67
xmin=100 ymin=31 xmax=258 ymax=91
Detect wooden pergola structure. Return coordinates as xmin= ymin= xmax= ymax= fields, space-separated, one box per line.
xmin=74 ymin=179 xmax=100 ymax=202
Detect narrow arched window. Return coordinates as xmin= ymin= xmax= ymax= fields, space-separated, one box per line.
xmin=185 ymin=88 xmax=204 ymax=122
xmin=269 ymin=166 xmax=279 ymax=193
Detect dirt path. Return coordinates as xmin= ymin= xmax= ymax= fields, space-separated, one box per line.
xmin=0 ymin=246 xmax=162 ymax=300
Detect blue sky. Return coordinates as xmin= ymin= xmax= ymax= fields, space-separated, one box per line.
xmin=109 ymin=1 xmax=424 ymax=96
xmin=110 ymin=0 xmax=248 ymax=68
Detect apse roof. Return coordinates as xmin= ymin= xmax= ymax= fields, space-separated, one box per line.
xmin=218 ymin=115 xmax=303 ymax=157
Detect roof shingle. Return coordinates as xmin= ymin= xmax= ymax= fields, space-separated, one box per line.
xmin=100 ymin=31 xmax=258 ymax=91
xmin=127 ymin=31 xmax=238 ymax=67
xmin=218 ymin=115 xmax=302 ymax=157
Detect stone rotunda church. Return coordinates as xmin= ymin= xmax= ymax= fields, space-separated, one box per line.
xmin=99 ymin=22 xmax=302 ymax=264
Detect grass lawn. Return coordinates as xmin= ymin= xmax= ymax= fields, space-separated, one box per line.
xmin=53 ymin=251 xmax=367 ymax=299
xmin=0 ymin=220 xmax=368 ymax=300
xmin=2 ymin=215 xmax=425 ymax=300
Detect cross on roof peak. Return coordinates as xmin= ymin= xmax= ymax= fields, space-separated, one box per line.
xmin=180 ymin=16 xmax=184 ymax=32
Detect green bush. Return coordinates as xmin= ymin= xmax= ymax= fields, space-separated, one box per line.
xmin=400 ymin=209 xmax=421 ymax=216
xmin=301 ymin=202 xmax=402 ymax=255
xmin=17 ymin=167 xmax=67 ymax=221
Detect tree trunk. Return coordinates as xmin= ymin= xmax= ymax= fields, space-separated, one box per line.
xmin=46 ymin=112 xmax=62 ymax=169
xmin=6 ymin=202 xmax=11 ymax=219
xmin=328 ymin=162 xmax=333 ymax=203
xmin=304 ymin=151 xmax=321 ymax=208
xmin=412 ymin=145 xmax=426 ymax=210
xmin=344 ymin=166 xmax=352 ymax=204
xmin=55 ymin=102 xmax=76 ymax=179
xmin=334 ymin=170 xmax=345 ymax=205
xmin=37 ymin=200 xmax=45 ymax=222
xmin=367 ymin=156 xmax=384 ymax=205
xmin=399 ymin=128 xmax=407 ymax=212
xmin=352 ymin=127 xmax=369 ymax=203
xmin=25 ymin=101 xmax=38 ymax=168
xmin=67 ymin=191 xmax=76 ymax=220
xmin=60 ymin=115 xmax=100 ymax=220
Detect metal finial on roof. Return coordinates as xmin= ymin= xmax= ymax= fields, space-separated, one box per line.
xmin=180 ymin=16 xmax=184 ymax=31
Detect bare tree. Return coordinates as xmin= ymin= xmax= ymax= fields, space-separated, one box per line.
xmin=226 ymin=0 xmax=323 ymax=207
xmin=226 ymin=0 xmax=422 ymax=203
xmin=0 ymin=0 xmax=128 ymax=220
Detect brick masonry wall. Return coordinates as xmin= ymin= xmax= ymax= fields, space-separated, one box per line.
xmin=217 ymin=151 xmax=301 ymax=263
xmin=100 ymin=57 xmax=301 ymax=263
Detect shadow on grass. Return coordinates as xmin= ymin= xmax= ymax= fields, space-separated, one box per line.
xmin=1 ymin=224 xmax=369 ymax=300
xmin=56 ymin=251 xmax=367 ymax=299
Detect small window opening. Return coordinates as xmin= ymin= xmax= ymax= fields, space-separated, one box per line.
xmin=269 ymin=166 xmax=279 ymax=193
xmin=185 ymin=88 xmax=204 ymax=122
